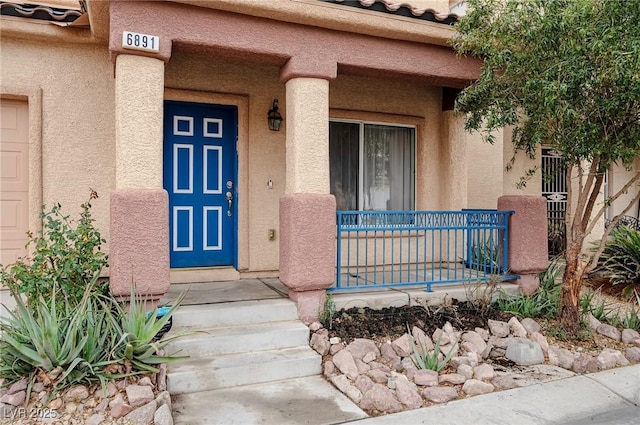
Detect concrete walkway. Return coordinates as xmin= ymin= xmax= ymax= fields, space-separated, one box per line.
xmin=351 ymin=364 xmax=640 ymax=425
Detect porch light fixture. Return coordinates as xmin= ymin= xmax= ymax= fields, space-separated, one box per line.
xmin=267 ymin=99 xmax=283 ymax=131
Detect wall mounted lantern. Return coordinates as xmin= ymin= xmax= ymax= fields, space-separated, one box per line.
xmin=267 ymin=99 xmax=283 ymax=131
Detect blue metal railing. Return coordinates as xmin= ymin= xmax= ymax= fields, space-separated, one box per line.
xmin=333 ymin=210 xmax=517 ymax=292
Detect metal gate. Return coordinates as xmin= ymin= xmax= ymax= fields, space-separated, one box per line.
xmin=542 ymin=147 xmax=567 ymax=257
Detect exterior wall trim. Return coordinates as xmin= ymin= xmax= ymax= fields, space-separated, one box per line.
xmin=164 ymin=88 xmax=250 ymax=273
xmin=0 ymin=86 xmax=43 ymax=237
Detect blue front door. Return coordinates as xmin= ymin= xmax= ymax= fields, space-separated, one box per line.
xmin=163 ymin=101 xmax=238 ymax=268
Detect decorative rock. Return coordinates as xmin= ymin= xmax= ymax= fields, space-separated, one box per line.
xmin=401 ymin=357 xmax=417 ymax=372
xmin=310 ymin=332 xmax=331 ymax=356
xmin=155 ymin=391 xmax=172 ymax=409
xmin=394 ymin=375 xmax=423 ymax=410
xmin=596 ymin=349 xmax=622 ymax=370
xmin=125 ymin=399 xmax=157 ymax=425
xmin=622 ymin=329 xmax=640 ymax=344
xmin=432 ymin=328 xmax=451 ymax=346
xmin=333 ymin=350 xmax=360 ymax=380
xmin=422 ymin=386 xmax=459 ymax=403
xmin=65 ymin=385 xmax=90 ymax=402
xmin=572 ymin=353 xmax=594 ymax=374
xmin=330 ymin=336 xmax=341 ymax=345
xmin=309 ymin=322 xmax=323 ymax=332
xmin=331 ymin=375 xmax=363 ymax=404
xmin=462 ymin=331 xmax=487 ymax=356
xmin=601 ymin=348 xmax=629 ymax=367
xmin=0 ymin=391 xmax=25 ymax=406
xmin=380 ymin=343 xmax=403 ymax=371
xmin=65 ymin=402 xmax=78 ymax=414
xmin=86 ymin=413 xmax=106 ymax=425
xmin=491 ymin=375 xmax=519 ymax=390
xmin=439 ymin=373 xmax=466 ymax=385
xmin=363 ymin=351 xmax=377 ymax=364
xmin=0 ymin=403 xmax=15 ymax=419
xmin=412 ymin=369 xmax=439 ymax=387
xmin=548 ymin=346 xmax=574 ymax=370
xmin=392 ymin=334 xmax=413 ymax=357
xmin=508 ymin=317 xmax=528 ymax=338
xmin=154 ymin=403 xmax=174 ymax=425
xmin=367 ymin=369 xmax=389 ymax=384
xmin=520 ymin=318 xmax=541 ymax=335
xmin=586 ymin=313 xmax=601 ymax=330
xmin=158 ymin=363 xmax=168 ymax=392
xmin=488 ymin=319 xmax=510 ymax=337
xmin=462 ymin=379 xmax=494 ymax=396
xmin=473 ymin=364 xmax=495 ymax=381
xmin=138 ymin=376 xmax=153 ymax=387
xmin=330 ymin=343 xmax=344 ymax=355
xmin=412 ymin=326 xmax=434 ymax=354
xmin=505 ymin=338 xmax=544 ymax=365
xmin=625 ymin=347 xmax=640 ymax=363
xmin=369 ymin=361 xmax=391 ymax=372
xmin=474 ymin=327 xmax=490 ymax=341
xmin=633 ymin=338 xmax=640 ymax=348
xmin=490 ymin=348 xmax=506 ymax=359
xmin=450 ymin=356 xmax=473 ymax=368
xmin=529 ymin=332 xmax=549 ymax=357
xmin=323 ymin=361 xmax=336 ymax=377
xmin=347 ymin=338 xmax=381 ymax=361
xmin=126 ymin=384 xmax=155 ymax=408
xmin=488 ymin=336 xmax=511 ymax=349
xmin=360 ymin=384 xmax=403 ymax=413
xmin=355 ymin=375 xmax=375 ymax=395
xmin=355 ymin=358 xmax=371 ymax=374
xmin=457 ymin=364 xmax=474 ymax=380
xmin=106 ymin=381 xmax=119 ymax=397
xmin=7 ymin=378 xmax=28 ymax=395
xmin=109 ymin=394 xmax=132 ymax=419
xmin=597 ymin=323 xmax=622 ymax=341
xmin=48 ymin=397 xmax=63 ymax=410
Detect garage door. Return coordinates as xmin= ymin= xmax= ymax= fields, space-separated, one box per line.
xmin=0 ymin=100 xmax=29 ymax=266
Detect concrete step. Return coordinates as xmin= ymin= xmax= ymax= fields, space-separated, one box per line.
xmin=167 ymin=346 xmax=322 ymax=394
xmin=171 ymin=376 xmax=367 ymax=425
xmin=170 ymin=298 xmax=299 ymax=329
xmin=165 ymin=320 xmax=311 ymax=357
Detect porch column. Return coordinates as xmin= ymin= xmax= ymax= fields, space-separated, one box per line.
xmin=278 ymin=64 xmax=337 ymax=323
xmin=442 ymin=88 xmax=468 ymax=210
xmin=498 ymin=195 xmax=548 ymax=295
xmin=110 ymin=54 xmax=169 ymax=301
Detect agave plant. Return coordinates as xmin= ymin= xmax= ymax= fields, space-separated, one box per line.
xmin=109 ymin=284 xmax=189 ymax=373
xmin=407 ymin=325 xmax=457 ymax=372
xmin=596 ymin=225 xmax=640 ymax=298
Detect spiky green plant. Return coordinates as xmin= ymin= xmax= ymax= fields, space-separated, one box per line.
xmin=407 ymin=325 xmax=456 ymax=372
xmin=595 ymin=226 xmax=640 ymax=298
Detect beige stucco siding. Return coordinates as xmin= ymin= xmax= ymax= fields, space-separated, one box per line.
xmin=0 ymin=38 xmax=115 ymax=253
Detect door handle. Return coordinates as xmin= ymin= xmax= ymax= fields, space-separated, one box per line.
xmin=226 ymin=191 xmax=233 ymax=216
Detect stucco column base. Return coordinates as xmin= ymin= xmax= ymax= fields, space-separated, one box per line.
xmin=289 ymin=289 xmax=326 ymax=324
xmin=517 ymin=274 xmax=541 ymax=296
xmin=279 ymin=193 xmax=336 ymax=295
xmin=109 ymin=189 xmax=170 ymax=300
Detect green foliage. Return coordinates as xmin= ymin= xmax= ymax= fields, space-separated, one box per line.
xmin=110 ymin=284 xmax=189 ymax=373
xmin=0 ymin=190 xmax=108 ymax=308
xmin=595 ymin=226 xmax=640 ymax=296
xmin=407 ymin=326 xmax=456 ymax=372
xmin=496 ymin=260 xmax=562 ymax=318
xmin=0 ymin=278 xmax=118 ymax=389
xmin=320 ymin=293 xmax=337 ymax=330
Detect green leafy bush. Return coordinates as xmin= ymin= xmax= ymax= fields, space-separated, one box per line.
xmin=0 ymin=190 xmax=108 ymax=308
xmin=595 ymin=225 xmax=640 ymax=297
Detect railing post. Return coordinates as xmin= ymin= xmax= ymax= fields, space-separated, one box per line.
xmin=336 ymin=211 xmax=342 ymax=290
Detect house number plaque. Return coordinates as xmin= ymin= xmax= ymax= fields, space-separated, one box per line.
xmin=122 ymin=31 xmax=160 ymax=53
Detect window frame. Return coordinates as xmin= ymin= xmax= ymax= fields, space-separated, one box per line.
xmin=329 ymin=118 xmax=417 ymax=211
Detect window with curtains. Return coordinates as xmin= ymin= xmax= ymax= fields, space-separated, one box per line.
xmin=329 ymin=120 xmax=416 ymax=211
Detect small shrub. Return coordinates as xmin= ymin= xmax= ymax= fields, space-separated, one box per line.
xmin=595 ymin=225 xmax=640 ymax=298
xmin=496 ymin=260 xmax=561 ymax=318
xmin=0 ymin=190 xmax=108 ymax=308
xmin=320 ymin=293 xmax=337 ymax=330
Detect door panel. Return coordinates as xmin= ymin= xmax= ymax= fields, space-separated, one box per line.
xmin=164 ymin=101 xmax=238 ymax=268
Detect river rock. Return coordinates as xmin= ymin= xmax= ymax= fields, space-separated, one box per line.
xmin=505 ymin=338 xmax=544 ymax=365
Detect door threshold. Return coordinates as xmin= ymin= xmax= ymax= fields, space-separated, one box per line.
xmin=170 ymin=267 xmax=240 ymax=284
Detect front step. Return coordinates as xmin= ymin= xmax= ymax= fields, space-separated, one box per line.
xmin=167 ymin=346 xmax=322 ymax=394
xmin=165 ymin=320 xmax=311 ymax=357
xmin=170 ymin=298 xmax=299 ymax=328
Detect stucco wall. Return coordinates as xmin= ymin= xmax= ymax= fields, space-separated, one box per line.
xmin=608 ymin=161 xmax=640 ymax=220
xmin=0 ymin=37 xmax=115 ymax=256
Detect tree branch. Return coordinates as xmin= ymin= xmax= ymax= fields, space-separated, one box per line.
xmin=586 ymin=171 xmax=640 ymax=235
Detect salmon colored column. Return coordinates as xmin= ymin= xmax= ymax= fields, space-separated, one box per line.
xmin=110 ymin=54 xmax=169 ymax=301
xmin=498 ymin=195 xmax=549 ymax=295
xmin=279 ymin=75 xmax=336 ymax=323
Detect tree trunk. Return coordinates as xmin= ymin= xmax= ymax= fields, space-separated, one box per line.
xmin=559 ymin=241 xmax=584 ymax=334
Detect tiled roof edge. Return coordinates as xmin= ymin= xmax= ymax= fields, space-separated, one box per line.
xmin=323 ymin=0 xmax=459 ymax=25
xmin=0 ymin=2 xmax=82 ymax=23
